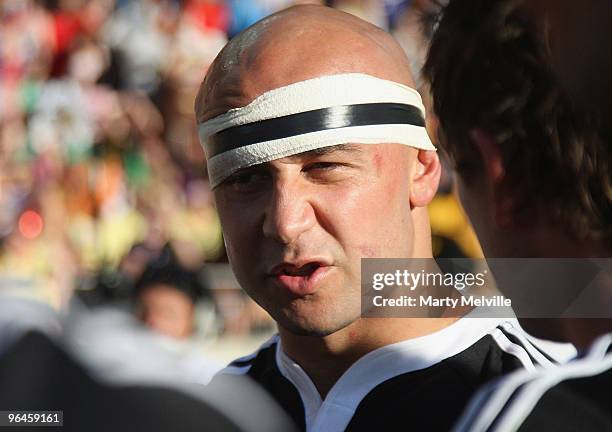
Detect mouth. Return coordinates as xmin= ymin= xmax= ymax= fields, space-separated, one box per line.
xmin=268 ymin=261 xmax=332 ymax=296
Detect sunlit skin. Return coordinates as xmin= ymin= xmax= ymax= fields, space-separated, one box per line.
xmin=215 ymin=143 xmax=425 ymax=336
xmin=196 ymin=5 xmax=458 ymax=396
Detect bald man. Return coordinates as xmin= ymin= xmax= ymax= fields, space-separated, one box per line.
xmin=195 ymin=5 xmax=569 ymax=431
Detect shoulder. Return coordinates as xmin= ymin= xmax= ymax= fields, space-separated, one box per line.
xmin=212 ymin=335 xmax=304 ymax=430
xmin=446 ymin=317 xmax=576 ymax=377
xmin=483 ymin=320 xmax=576 ymax=369
xmin=454 ymin=333 xmax=612 ymax=432
xmin=216 ymin=334 xmax=281 ymax=378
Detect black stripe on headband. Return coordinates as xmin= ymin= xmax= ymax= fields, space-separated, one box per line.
xmin=207 ymin=102 xmax=425 ymax=158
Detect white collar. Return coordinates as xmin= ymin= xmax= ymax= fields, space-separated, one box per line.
xmin=276 ymin=314 xmax=507 ymax=432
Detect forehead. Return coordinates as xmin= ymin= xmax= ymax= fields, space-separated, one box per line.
xmin=140 ymin=283 xmax=193 ymax=304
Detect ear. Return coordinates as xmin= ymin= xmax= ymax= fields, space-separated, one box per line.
xmin=410 ymin=149 xmax=441 ymax=208
xmin=469 ymin=128 xmax=515 ymax=227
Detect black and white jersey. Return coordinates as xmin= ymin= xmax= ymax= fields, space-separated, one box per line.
xmin=215 ymin=315 xmax=575 ymax=432
xmin=454 ymin=333 xmax=612 ymax=432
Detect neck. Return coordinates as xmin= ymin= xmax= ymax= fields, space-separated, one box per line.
xmin=493 ymin=229 xmax=612 ymax=347
xmin=278 ymin=316 xmax=459 ymax=398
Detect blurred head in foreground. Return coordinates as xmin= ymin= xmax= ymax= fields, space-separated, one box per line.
xmin=424 ymin=0 xmax=611 ymax=344
xmin=194 ymin=4 xmax=441 ymax=337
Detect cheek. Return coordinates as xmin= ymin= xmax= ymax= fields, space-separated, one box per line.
xmin=357 ymin=245 xmax=378 ymax=258
xmin=215 ymin=198 xmax=261 ymax=265
xmin=314 ymin=185 xmax=375 ymax=254
xmin=317 ymin=177 xmax=411 ymax=258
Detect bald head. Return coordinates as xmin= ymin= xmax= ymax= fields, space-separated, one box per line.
xmin=196 ymin=5 xmax=416 ymax=122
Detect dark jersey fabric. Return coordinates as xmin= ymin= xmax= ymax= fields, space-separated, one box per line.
xmin=519 ymin=369 xmax=612 ymax=431
xmin=456 ymin=334 xmax=612 ymax=432
xmin=217 ymin=321 xmax=568 ymax=432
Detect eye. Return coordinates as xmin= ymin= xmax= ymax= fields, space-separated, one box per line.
xmin=220 ymin=169 xmax=270 ymax=192
xmin=227 ymin=172 xmax=257 ymax=184
xmin=303 ymin=162 xmax=341 ymax=172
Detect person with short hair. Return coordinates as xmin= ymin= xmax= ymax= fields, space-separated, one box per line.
xmin=195 ymin=5 xmax=572 ymax=431
xmin=424 ymin=0 xmax=612 ymax=430
xmin=135 ymin=259 xmax=205 ymax=340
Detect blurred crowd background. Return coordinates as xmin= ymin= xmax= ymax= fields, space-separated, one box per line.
xmin=0 ymin=0 xmax=480 ymax=363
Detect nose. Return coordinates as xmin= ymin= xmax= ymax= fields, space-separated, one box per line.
xmin=262 ymin=177 xmax=316 ymax=244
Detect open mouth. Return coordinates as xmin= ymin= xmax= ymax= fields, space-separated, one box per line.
xmin=270 ymin=262 xmax=330 ymax=295
xmin=275 ymin=262 xmax=322 ymax=277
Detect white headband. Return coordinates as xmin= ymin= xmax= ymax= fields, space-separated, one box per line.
xmin=198 ymin=73 xmax=435 ymax=187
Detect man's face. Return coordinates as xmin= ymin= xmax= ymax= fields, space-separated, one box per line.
xmin=214 ymin=143 xmax=417 ymax=336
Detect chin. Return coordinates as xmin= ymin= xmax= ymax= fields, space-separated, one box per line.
xmin=276 ymin=309 xmax=358 ymax=337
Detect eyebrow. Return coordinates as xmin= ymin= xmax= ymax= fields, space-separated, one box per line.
xmin=285 ymin=144 xmax=363 ymax=160
xmin=215 ymin=144 xmax=364 ymax=188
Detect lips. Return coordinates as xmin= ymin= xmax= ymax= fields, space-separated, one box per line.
xmin=275 ymin=262 xmax=320 ymax=276
xmin=269 ymin=261 xmax=331 ymax=296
